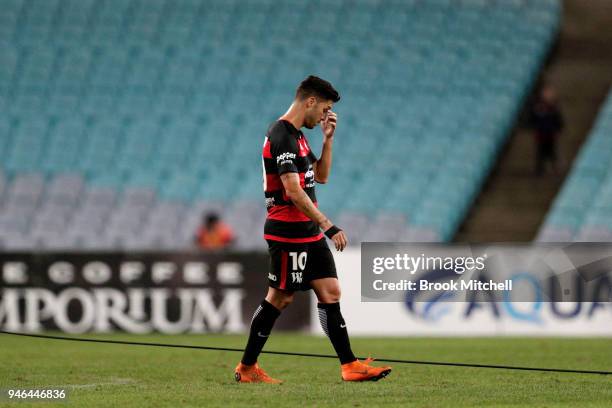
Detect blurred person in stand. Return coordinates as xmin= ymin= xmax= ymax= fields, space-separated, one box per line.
xmin=194 ymin=212 xmax=235 ymax=250
xmin=529 ymin=84 xmax=564 ymax=176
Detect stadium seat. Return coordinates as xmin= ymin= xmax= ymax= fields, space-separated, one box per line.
xmin=0 ymin=0 xmax=561 ymax=249
xmin=538 ymin=92 xmax=612 ymax=241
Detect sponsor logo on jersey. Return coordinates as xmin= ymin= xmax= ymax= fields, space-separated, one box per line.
xmin=291 ymin=272 xmax=303 ymax=283
xmin=277 ymin=152 xmax=296 ymax=165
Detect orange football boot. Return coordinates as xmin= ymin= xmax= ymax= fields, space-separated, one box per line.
xmin=234 ymin=362 xmax=283 ymax=384
xmin=341 ymin=357 xmax=392 ymax=382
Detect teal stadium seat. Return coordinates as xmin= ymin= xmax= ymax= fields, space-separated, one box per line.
xmin=538 ymin=92 xmax=612 ymax=241
xmin=0 ymin=0 xmax=561 ymax=248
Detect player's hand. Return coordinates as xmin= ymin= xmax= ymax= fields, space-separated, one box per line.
xmin=321 ymin=110 xmax=337 ymax=140
xmin=330 ymin=230 xmax=348 ymax=252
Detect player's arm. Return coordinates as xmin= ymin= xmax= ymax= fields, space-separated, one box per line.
xmin=280 ymin=172 xmax=347 ymax=251
xmin=313 ymin=110 xmax=337 ymax=183
xmin=313 ymin=139 xmax=332 ymax=184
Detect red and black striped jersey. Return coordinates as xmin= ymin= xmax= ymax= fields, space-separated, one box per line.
xmin=262 ymin=120 xmax=323 ymax=243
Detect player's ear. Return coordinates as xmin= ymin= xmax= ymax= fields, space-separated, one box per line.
xmin=306 ymin=96 xmax=316 ymax=108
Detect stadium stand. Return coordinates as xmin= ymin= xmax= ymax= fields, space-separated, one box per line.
xmin=0 ymin=0 xmax=560 ymax=249
xmin=537 ymin=92 xmax=612 ymax=242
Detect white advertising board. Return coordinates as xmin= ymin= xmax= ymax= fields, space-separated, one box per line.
xmin=311 ymin=249 xmax=612 ymax=336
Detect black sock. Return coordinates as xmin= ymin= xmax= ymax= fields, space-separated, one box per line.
xmin=318 ymin=302 xmax=357 ymax=364
xmin=241 ymin=300 xmax=281 ymax=365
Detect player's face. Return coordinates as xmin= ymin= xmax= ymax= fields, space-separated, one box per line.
xmin=304 ymin=99 xmax=333 ymax=129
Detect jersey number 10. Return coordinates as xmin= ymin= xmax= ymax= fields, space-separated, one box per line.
xmin=289 ymin=252 xmax=307 ymax=271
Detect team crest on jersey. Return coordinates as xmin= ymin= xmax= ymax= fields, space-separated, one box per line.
xmin=304 ymin=167 xmax=315 ymax=188
xmin=291 ymin=272 xmax=303 ymax=283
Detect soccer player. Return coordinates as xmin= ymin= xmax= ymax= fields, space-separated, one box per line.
xmin=234 ymin=76 xmax=392 ymax=383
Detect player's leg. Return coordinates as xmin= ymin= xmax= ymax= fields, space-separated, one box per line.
xmin=264 ymin=285 xmax=295 ymax=309
xmin=235 ymin=240 xmax=299 ymax=383
xmin=310 ymin=277 xmax=356 ymax=364
xmin=235 ymin=287 xmax=293 ymax=383
xmin=311 ymin=277 xmax=391 ymax=381
xmin=242 ymin=287 xmax=294 ymax=365
xmin=308 ymin=238 xmax=392 ymax=381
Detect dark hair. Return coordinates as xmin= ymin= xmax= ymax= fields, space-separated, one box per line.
xmin=295 ymin=75 xmax=340 ymax=103
xmin=204 ymin=212 xmax=219 ymax=228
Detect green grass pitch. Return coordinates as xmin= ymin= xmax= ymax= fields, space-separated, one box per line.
xmin=1 ymin=333 xmax=611 ymax=407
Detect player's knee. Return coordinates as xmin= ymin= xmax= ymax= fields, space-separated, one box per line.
xmin=329 ymin=286 xmax=341 ymax=302
xmin=276 ymin=293 xmax=294 ymax=309
xmin=321 ymin=285 xmax=341 ymax=303
xmin=266 ymin=290 xmax=294 ymax=310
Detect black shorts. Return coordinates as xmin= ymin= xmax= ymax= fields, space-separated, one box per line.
xmin=266 ymin=238 xmax=337 ymax=291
